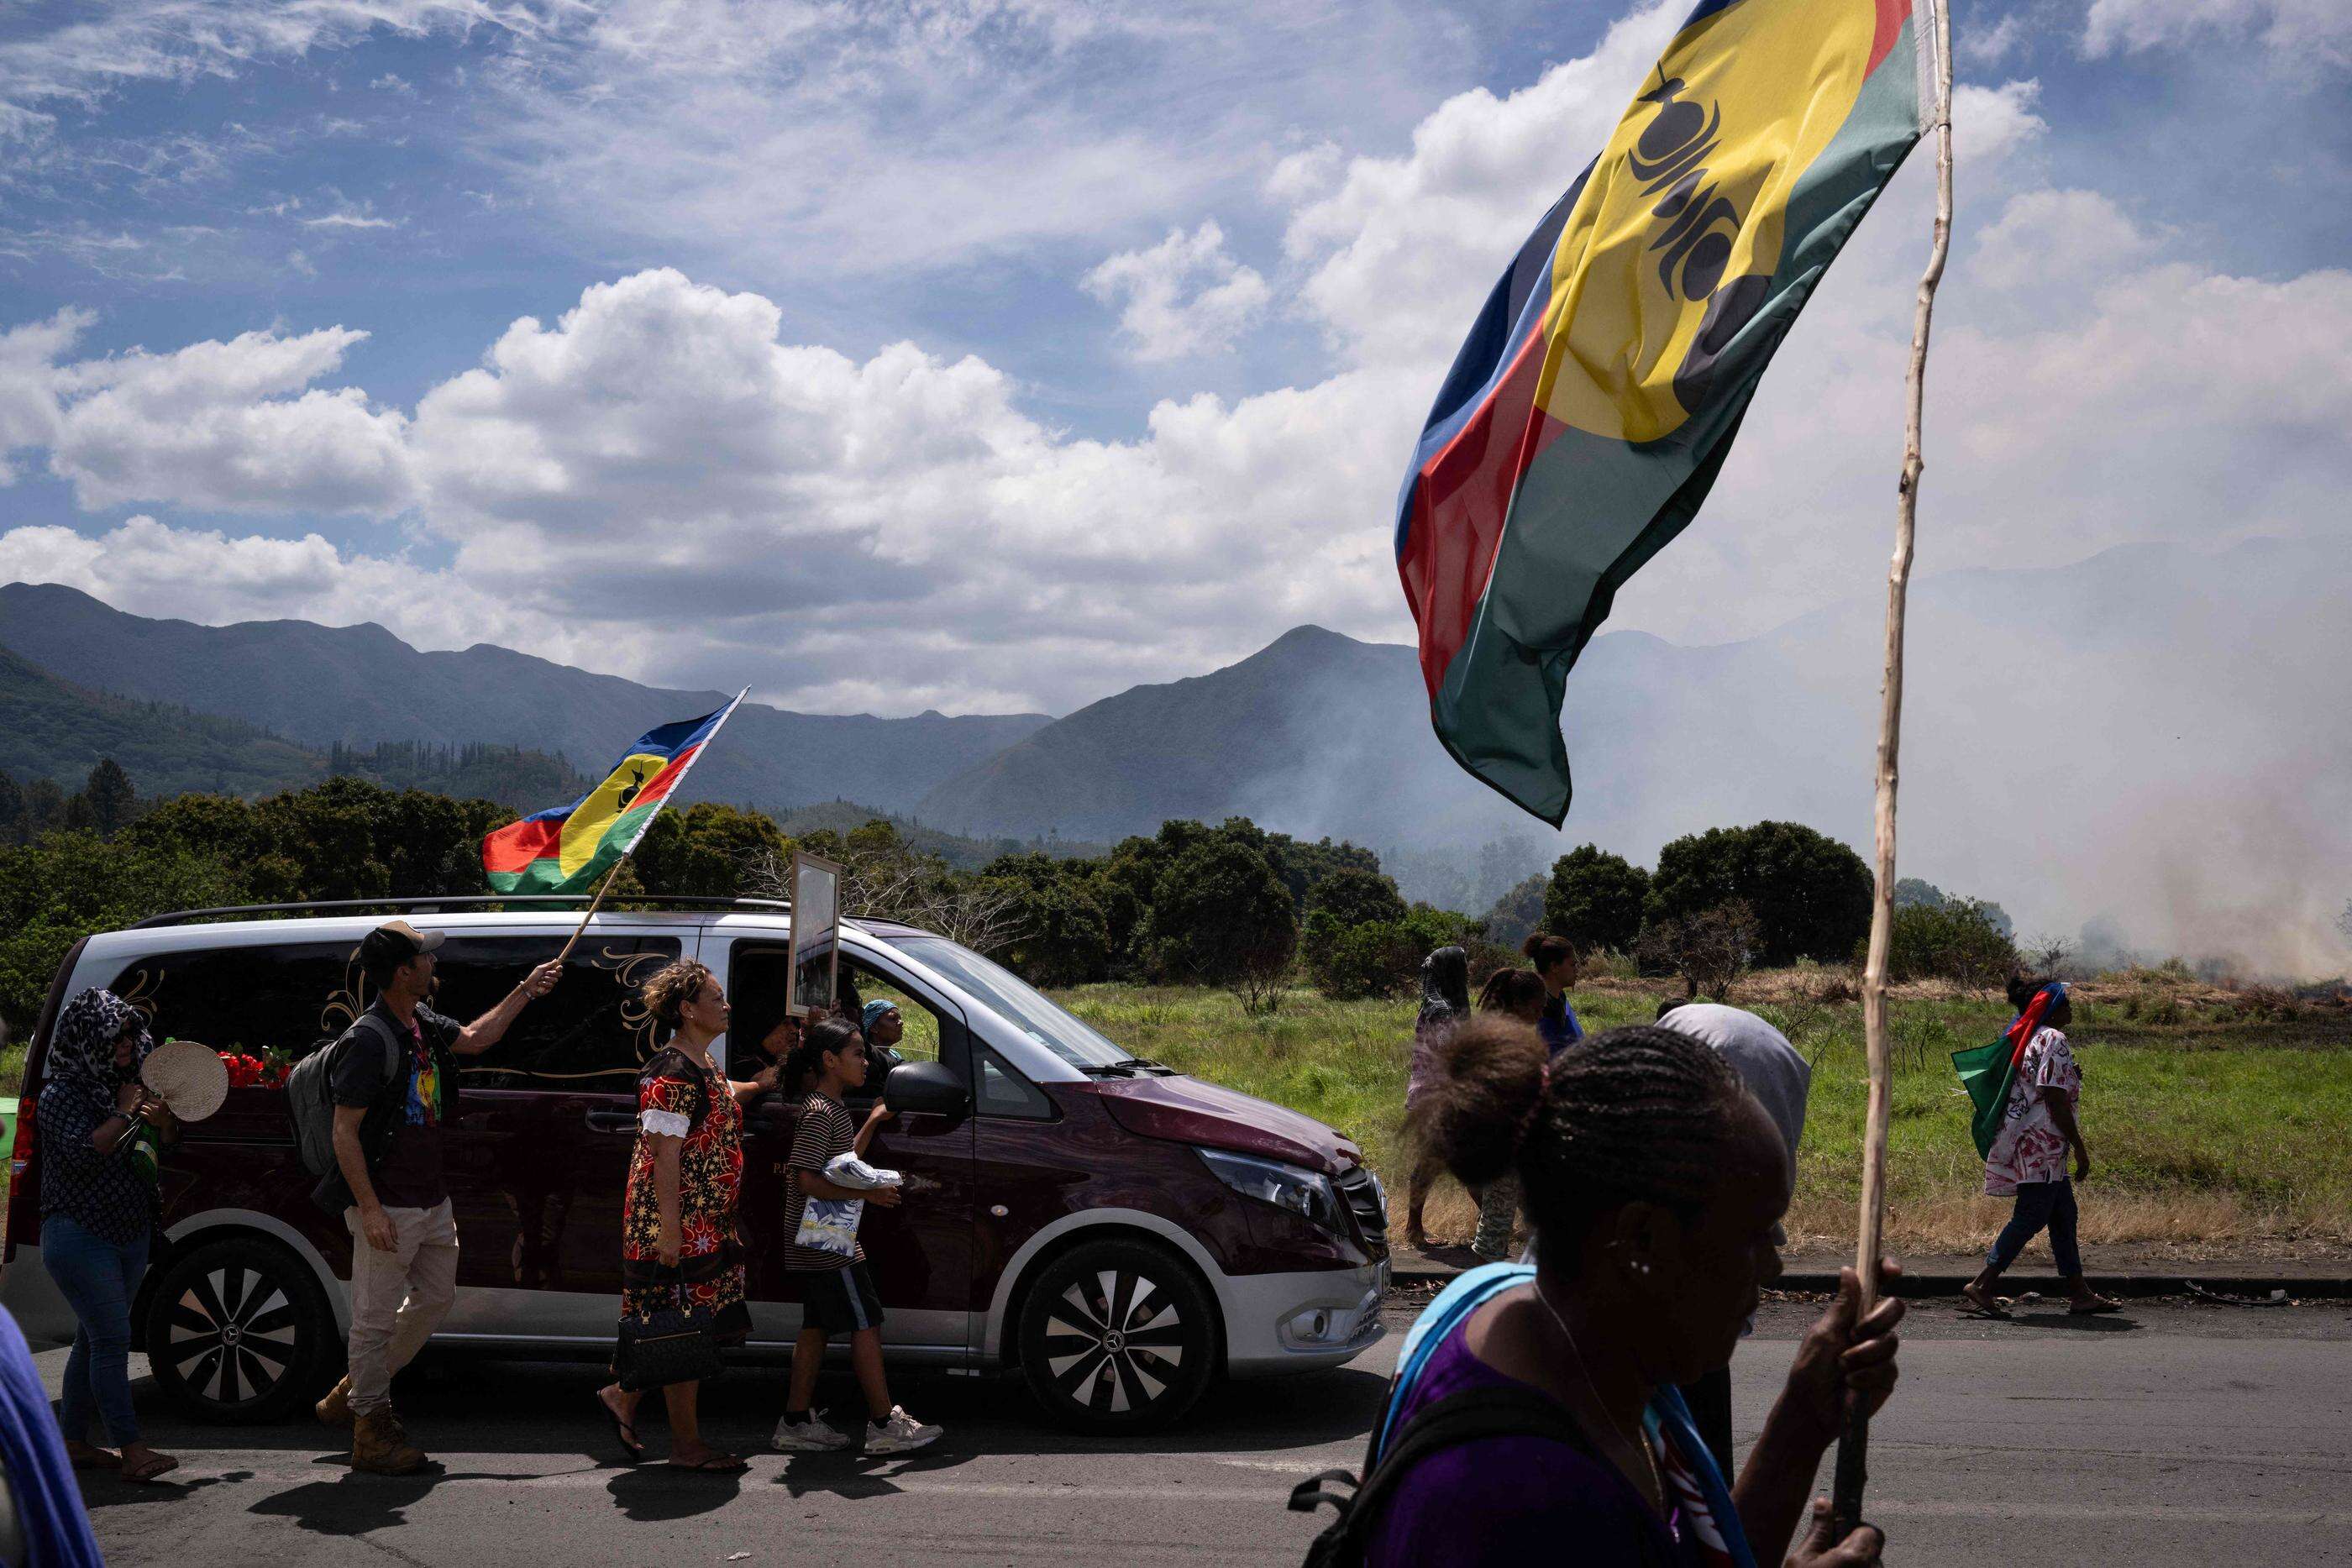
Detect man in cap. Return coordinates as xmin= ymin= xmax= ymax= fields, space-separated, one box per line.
xmin=315 ymin=921 xmax=561 ymax=1473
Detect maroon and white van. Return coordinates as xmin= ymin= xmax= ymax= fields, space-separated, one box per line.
xmin=1 ymin=898 xmax=1388 ymax=1433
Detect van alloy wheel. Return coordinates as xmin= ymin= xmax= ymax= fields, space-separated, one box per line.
xmin=144 ymin=1236 xmax=334 ymax=1424
xmin=1017 ymin=1239 xmax=1215 ymax=1434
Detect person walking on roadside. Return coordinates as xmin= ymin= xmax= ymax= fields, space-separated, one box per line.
xmin=314 ymin=921 xmax=562 ymax=1474
xmin=1467 ymin=970 xmax=1547 ymax=1262
xmin=1654 ymin=999 xmax=1814 ymax=1479
xmin=1402 ymin=947 xmax=1471 ymax=1251
xmin=770 ymin=1018 xmax=942 ymax=1456
xmin=1963 ymin=978 xmax=2120 ymax=1319
xmin=35 ymin=989 xmax=180 ymax=1484
xmin=1523 ymin=934 xmax=1584 ymax=1054
xmin=1357 ymin=1018 xmax=1904 ymax=1568
xmin=596 ymin=959 xmax=777 ymax=1471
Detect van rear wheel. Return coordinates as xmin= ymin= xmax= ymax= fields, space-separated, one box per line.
xmin=144 ymin=1236 xmax=334 ymax=1424
xmin=1017 ymin=1239 xmax=1215 ymax=1434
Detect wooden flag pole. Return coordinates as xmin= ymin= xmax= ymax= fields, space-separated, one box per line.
xmin=553 ymin=854 xmax=631 ymax=967
xmin=1834 ymin=0 xmax=1954 ymax=1539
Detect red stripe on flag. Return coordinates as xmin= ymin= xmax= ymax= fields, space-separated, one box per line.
xmin=483 ymin=816 xmax=564 ymax=874
xmin=1866 ymin=0 xmax=1908 ymax=73
xmin=631 ymin=743 xmax=701 ymax=810
xmin=1399 ymin=317 xmax=1562 ymax=698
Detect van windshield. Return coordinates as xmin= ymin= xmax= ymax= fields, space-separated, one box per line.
xmin=881 ymin=935 xmax=1134 ymax=1070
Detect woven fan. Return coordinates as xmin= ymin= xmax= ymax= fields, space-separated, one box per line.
xmin=141 ymin=1039 xmax=229 ymax=1123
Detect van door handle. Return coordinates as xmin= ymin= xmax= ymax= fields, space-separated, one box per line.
xmin=584 ymin=1109 xmax=637 ymax=1134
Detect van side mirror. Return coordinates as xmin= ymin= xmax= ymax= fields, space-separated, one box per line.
xmin=882 ymin=1059 xmax=970 ymax=1123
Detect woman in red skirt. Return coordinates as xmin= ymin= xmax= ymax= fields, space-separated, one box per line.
xmin=595 ymin=958 xmax=777 ymax=1471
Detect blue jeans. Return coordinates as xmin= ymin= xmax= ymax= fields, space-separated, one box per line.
xmin=43 ymin=1214 xmax=151 ymax=1445
xmin=1988 ymin=1180 xmax=2082 ymax=1277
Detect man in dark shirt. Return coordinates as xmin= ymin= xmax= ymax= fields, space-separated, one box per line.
xmin=318 ymin=920 xmax=559 ymax=1473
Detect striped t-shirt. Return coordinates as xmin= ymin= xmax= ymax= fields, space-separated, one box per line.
xmin=780 ymin=1091 xmax=865 ymax=1271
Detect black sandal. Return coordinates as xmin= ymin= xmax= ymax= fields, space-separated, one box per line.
xmin=668 ymin=1450 xmax=749 ymax=1473
xmin=596 ymin=1391 xmax=643 ymax=1466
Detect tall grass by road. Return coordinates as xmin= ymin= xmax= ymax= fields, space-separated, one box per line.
xmin=1054 ymin=980 xmax=2352 ymax=1260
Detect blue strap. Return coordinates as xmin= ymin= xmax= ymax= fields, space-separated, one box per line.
xmin=1375 ymin=1261 xmax=1535 ymax=1457
xmin=1649 ymin=1382 xmax=1759 ymax=1568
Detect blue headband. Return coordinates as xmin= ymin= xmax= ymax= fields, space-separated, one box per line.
xmin=863 ymin=999 xmax=899 ymax=1030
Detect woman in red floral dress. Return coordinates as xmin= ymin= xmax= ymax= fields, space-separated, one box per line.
xmin=594 ymin=959 xmax=777 ymax=1471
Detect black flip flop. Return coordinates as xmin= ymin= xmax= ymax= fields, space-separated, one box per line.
xmin=668 ymin=1451 xmax=749 ymax=1474
xmin=597 ymin=1393 xmax=643 ymax=1466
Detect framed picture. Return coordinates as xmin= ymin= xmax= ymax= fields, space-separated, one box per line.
xmin=785 ymin=851 xmax=843 ymax=1020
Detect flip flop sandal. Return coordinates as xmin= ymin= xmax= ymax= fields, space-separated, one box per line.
xmin=1958 ymin=1291 xmax=2013 ymax=1319
xmin=2069 ymin=1298 xmax=2123 ymax=1315
xmin=121 ymin=1455 xmax=180 ymax=1484
xmin=669 ymin=1452 xmax=749 ymax=1474
xmin=596 ymin=1395 xmax=644 ymax=1466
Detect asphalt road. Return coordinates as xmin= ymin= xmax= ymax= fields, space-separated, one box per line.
xmin=45 ymin=1294 xmax=2352 ymax=1567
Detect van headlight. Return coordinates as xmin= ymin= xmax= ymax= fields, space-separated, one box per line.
xmin=1196 ymin=1147 xmax=1342 ymax=1235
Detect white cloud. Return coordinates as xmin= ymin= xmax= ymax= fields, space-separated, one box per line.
xmin=1082 ymin=222 xmax=1271 ymax=360
xmin=298 ymin=211 xmax=400 ymax=230
xmin=2082 ymin=0 xmax=2352 ymax=66
xmin=1969 ymin=187 xmax=2155 ymax=291
xmin=0 ymin=308 xmax=91 ymax=481
xmin=1281 ymin=0 xmax=1687 ymax=369
xmin=13 ymin=323 xmax=414 ymax=513
xmin=1960 ymin=13 xmax=2030 ymax=65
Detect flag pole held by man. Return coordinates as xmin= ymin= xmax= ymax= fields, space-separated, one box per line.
xmin=1395 ymin=0 xmax=1938 ymax=825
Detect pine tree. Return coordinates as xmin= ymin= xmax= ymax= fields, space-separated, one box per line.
xmin=87 ymin=758 xmax=137 ymax=836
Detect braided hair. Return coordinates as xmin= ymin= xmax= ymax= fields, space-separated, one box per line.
xmin=1417 ymin=1017 xmax=1747 ymax=1270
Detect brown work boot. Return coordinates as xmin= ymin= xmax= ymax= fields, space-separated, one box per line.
xmin=315 ymin=1375 xmax=354 ymax=1428
xmin=350 ymin=1408 xmax=428 ymax=1475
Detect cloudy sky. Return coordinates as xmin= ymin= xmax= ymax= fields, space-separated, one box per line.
xmin=0 ymin=0 xmax=2346 ymax=721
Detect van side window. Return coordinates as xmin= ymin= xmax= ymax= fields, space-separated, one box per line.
xmin=450 ymin=936 xmax=682 ymax=1091
xmin=975 ymin=1045 xmax=1055 ymax=1120
xmin=725 ymin=945 xmax=944 ymax=1069
xmin=105 ymin=943 xmax=354 ymax=1061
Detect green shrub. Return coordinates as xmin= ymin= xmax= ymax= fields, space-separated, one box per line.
xmin=1544 ymin=845 xmax=1650 ymax=953
xmin=1878 ymin=899 xmax=2018 ymax=989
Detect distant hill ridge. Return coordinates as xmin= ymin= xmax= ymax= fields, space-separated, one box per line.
xmin=0 ymin=584 xmax=1052 ymax=817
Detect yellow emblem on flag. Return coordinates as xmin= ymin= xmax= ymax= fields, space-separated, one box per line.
xmin=558 ymin=752 xmax=666 ymax=878
xmin=1537 ymin=0 xmax=1887 ymax=443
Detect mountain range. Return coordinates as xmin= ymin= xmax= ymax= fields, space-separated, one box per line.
xmin=6 ymin=536 xmax=2347 ymax=968
xmin=0 ymin=583 xmax=1048 ymax=817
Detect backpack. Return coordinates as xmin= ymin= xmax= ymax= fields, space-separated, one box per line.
xmin=288 ymin=1013 xmax=402 ymax=1178
xmin=1289 ymin=1384 xmax=1617 ymax=1567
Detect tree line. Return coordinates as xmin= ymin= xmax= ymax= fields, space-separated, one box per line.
xmin=0 ymin=761 xmax=2024 ymax=1041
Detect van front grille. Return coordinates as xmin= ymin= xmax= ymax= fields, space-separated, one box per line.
xmin=1336 ymin=1167 xmax=1388 ymax=1254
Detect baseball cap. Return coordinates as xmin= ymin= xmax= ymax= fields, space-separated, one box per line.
xmin=360 ymin=920 xmax=445 ymax=979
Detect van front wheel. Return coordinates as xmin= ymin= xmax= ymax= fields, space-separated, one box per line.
xmin=1016 ymin=1239 xmax=1215 ymax=1434
xmin=144 ymin=1236 xmax=335 ymax=1424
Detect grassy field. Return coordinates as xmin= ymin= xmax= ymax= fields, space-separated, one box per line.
xmin=1054 ymin=975 xmax=2352 ymax=1261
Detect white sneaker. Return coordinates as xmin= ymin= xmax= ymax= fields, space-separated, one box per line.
xmin=771 ymin=1409 xmax=852 ymax=1452
xmin=862 ymin=1405 xmax=942 ymax=1455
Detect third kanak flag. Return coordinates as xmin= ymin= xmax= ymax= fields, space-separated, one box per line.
xmin=1397 ymin=0 xmax=1938 ymax=825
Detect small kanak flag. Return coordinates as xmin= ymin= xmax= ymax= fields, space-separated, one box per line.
xmin=1397 ymin=0 xmax=1938 ymax=825
xmin=482 ymin=692 xmax=747 ymax=894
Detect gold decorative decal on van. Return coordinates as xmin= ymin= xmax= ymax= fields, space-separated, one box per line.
xmin=114 ymin=966 xmax=165 ymax=1023
xmin=454 ymin=942 xmax=679 ymax=1084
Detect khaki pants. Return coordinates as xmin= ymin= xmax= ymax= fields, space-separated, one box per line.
xmin=344 ymin=1199 xmax=459 ymax=1418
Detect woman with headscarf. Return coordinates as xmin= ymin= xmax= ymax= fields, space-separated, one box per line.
xmin=36 ymin=989 xmax=179 ymax=1482
xmin=1401 ymin=947 xmax=1471 ymax=1251
xmin=1961 ymin=977 xmax=2120 ymax=1318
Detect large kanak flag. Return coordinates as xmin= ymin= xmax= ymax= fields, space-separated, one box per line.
xmin=1397 ymin=0 xmax=1939 ymax=824
xmin=482 ymin=692 xmax=746 ymax=894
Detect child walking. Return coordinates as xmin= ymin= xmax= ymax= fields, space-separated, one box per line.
xmin=770 ymin=1016 xmax=943 ymax=1455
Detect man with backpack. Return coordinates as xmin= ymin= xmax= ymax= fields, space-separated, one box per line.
xmin=301 ymin=921 xmax=560 ymax=1474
